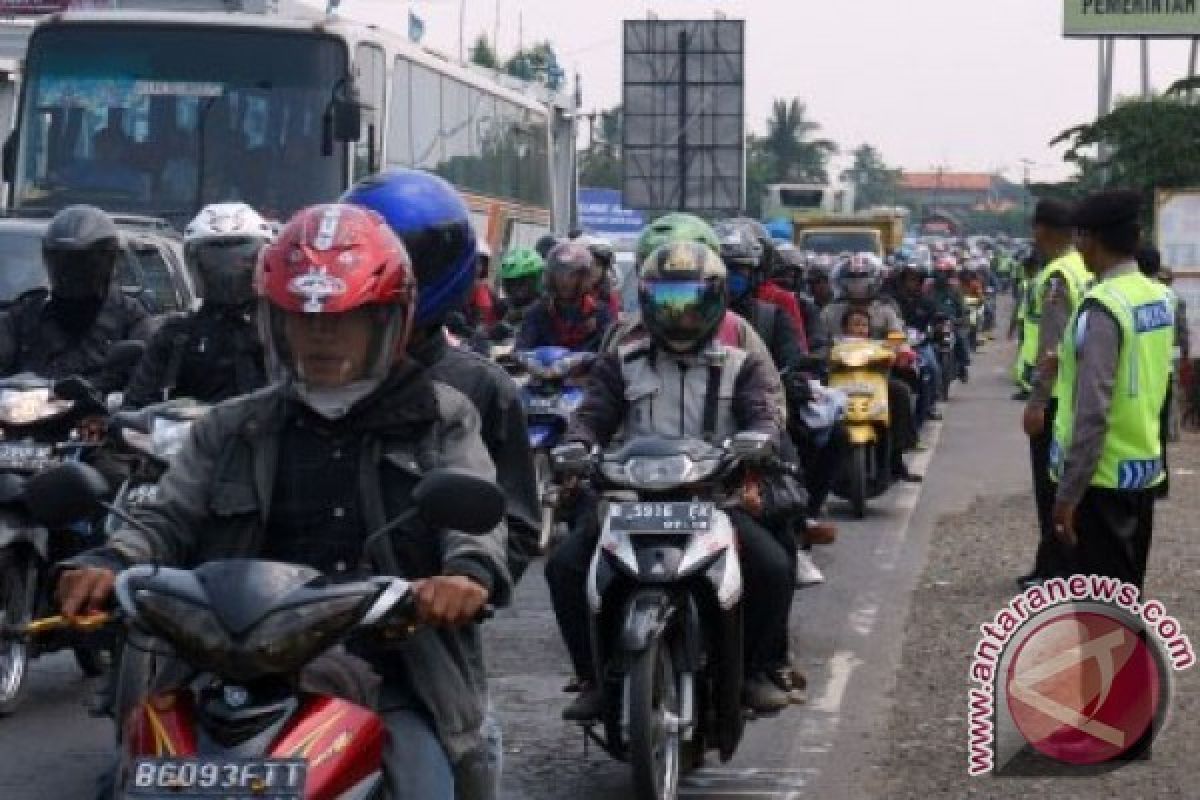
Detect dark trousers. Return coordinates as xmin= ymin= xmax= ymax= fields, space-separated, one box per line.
xmin=800 ymin=423 xmax=847 ymax=518
xmin=1072 ymin=487 xmax=1155 ymax=590
xmin=1029 ymin=399 xmax=1070 ymax=579
xmin=544 ymin=497 xmax=794 ymax=680
xmin=889 ymin=378 xmax=917 ymax=470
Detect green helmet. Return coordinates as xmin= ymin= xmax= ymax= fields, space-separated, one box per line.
xmin=499 ymin=246 xmax=545 ymax=283
xmin=635 ymin=213 xmax=721 ymax=266
xmin=639 ymin=241 xmax=728 ymax=354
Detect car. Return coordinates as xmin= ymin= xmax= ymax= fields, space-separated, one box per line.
xmin=0 ymin=212 xmax=197 ymax=313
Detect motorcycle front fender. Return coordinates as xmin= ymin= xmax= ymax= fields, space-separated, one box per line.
xmin=0 ymin=516 xmax=49 ymax=560
xmin=619 ymin=590 xmax=674 ymax=654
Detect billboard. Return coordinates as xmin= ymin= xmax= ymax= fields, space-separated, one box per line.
xmin=1064 ymin=0 xmax=1200 ymax=37
xmin=577 ymin=188 xmax=645 ymax=236
xmin=622 ymin=19 xmax=745 ymax=214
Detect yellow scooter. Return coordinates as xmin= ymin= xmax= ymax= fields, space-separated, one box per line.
xmin=827 ymin=332 xmax=905 ymax=517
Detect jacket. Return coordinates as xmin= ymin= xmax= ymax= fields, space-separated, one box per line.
xmin=123 ymin=306 xmax=266 ymax=409
xmin=568 ymin=336 xmax=782 ymax=449
xmin=516 ymin=297 xmax=611 ymax=352
xmin=819 ymin=301 xmax=904 ymax=342
xmin=76 ymin=365 xmax=511 ymax=762
xmin=0 ymin=287 xmax=155 ymax=393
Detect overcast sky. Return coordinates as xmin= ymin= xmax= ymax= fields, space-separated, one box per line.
xmin=330 ymin=0 xmax=1199 ymax=182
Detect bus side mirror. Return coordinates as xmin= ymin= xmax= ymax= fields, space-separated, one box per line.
xmin=333 ymin=99 xmax=362 ymax=142
xmin=3 ymin=131 xmax=15 ymax=184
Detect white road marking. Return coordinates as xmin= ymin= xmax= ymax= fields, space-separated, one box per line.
xmin=682 ymin=767 xmax=817 ymax=798
xmin=812 ymin=650 xmax=864 ymax=713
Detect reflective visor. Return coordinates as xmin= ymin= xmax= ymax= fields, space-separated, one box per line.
xmin=644 ymin=280 xmax=721 ymax=316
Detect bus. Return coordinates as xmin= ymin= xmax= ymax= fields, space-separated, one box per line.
xmin=761 ymin=182 xmax=855 ymax=218
xmin=2 ymin=0 xmax=577 ymax=254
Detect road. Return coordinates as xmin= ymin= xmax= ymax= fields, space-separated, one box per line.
xmin=0 ymin=333 xmax=1028 ymax=800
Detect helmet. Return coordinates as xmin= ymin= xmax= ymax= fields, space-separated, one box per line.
xmin=43 ymin=205 xmax=120 ymax=303
xmin=341 ymin=169 xmax=475 ymax=328
xmin=499 ymin=246 xmax=545 ymax=310
xmin=184 ymin=203 xmax=274 ymax=306
xmin=534 ymin=234 xmax=560 ymax=260
xmin=635 ymin=213 xmax=720 ymax=266
xmin=544 ymin=241 xmax=598 ymax=310
xmin=713 ymin=220 xmax=760 ymax=301
xmin=832 ymin=253 xmax=883 ymax=302
xmin=576 ymin=234 xmax=615 ymax=272
xmin=765 ymin=217 xmax=794 ymax=243
xmin=257 ymin=204 xmax=416 ymax=417
xmin=639 ymin=241 xmax=728 ymax=354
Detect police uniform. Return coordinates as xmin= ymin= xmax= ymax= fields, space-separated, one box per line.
xmin=1050 ymin=192 xmax=1171 ymax=589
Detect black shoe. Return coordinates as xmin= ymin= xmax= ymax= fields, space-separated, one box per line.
xmin=959 ymin=366 xmax=969 ymax=383
xmin=893 ymin=464 xmax=923 ymax=483
xmin=562 ymin=685 xmax=603 ymax=721
xmin=928 ymin=408 xmax=943 ymax=421
xmin=742 ymin=674 xmax=790 ymax=714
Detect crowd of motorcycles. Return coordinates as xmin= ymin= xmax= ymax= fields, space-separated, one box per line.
xmin=0 ymin=201 xmax=1017 ymax=800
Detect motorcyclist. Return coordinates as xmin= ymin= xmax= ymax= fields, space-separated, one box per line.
xmin=820 ymin=255 xmax=922 ymax=482
xmin=56 ymin=204 xmax=508 ymax=800
xmin=773 ymin=244 xmax=830 ymax=353
xmin=123 ymin=203 xmax=272 ymax=408
xmin=515 ymin=240 xmax=611 ymax=352
xmin=725 ymin=217 xmax=809 ymax=351
xmin=890 ymin=264 xmax=943 ymax=424
xmin=0 ymin=205 xmax=155 ymax=393
xmin=463 ymin=240 xmax=502 ymax=332
xmin=496 ymin=246 xmax=545 ymax=329
xmin=546 ymin=240 xmax=795 ymax=718
xmin=574 ymin=233 xmax=622 ymax=317
xmin=930 ymin=256 xmax=971 ymax=382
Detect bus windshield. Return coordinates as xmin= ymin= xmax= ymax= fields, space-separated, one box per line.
xmin=14 ymin=25 xmax=348 ymax=225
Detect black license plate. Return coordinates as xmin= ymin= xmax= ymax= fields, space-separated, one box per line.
xmin=609 ymin=502 xmax=713 ymax=533
xmin=127 ymin=758 xmax=307 ymax=798
xmin=0 ymin=443 xmax=53 ymax=471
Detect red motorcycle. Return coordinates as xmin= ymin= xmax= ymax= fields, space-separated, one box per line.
xmin=6 ymin=463 xmax=504 ymax=800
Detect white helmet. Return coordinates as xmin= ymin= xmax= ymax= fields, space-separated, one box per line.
xmin=184 ymin=203 xmax=274 ymax=306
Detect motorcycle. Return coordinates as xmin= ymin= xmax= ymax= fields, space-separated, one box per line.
xmin=0 ymin=375 xmax=113 ymax=715
xmin=517 ymin=347 xmax=593 ymax=551
xmin=963 ymin=294 xmax=984 ymax=352
xmin=932 ymin=313 xmax=959 ymax=402
xmin=554 ymin=431 xmax=782 ymax=800
xmin=826 ymin=335 xmax=903 ymax=518
xmin=2 ymin=461 xmax=504 ymax=799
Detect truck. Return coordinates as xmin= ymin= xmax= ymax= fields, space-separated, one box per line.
xmin=792 ymin=210 xmax=907 ymax=258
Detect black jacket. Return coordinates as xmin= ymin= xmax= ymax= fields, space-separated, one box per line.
xmin=412 ymin=332 xmax=541 ymax=583
xmin=0 ymin=287 xmax=155 ymax=393
xmin=123 ymin=306 xmax=266 ymax=409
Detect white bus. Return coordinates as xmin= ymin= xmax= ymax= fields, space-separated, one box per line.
xmin=761 ymin=182 xmax=854 ymax=218
xmin=3 ymin=1 xmax=576 ymax=252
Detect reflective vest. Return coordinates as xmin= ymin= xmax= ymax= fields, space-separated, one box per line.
xmin=1050 ymin=271 xmax=1174 ymax=490
xmin=1017 ymin=250 xmax=1091 ymax=392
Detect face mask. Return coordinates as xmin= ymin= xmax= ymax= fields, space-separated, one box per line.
xmin=291 ymin=379 xmax=381 ymax=421
xmin=48 ymin=295 xmax=105 ymax=336
xmin=727 ymin=271 xmax=752 ymax=301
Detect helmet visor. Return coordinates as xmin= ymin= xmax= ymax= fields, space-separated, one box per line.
xmin=643 ymin=279 xmax=724 ymax=352
xmin=502 ymin=275 xmax=541 ymax=309
xmin=44 ymin=246 xmax=117 ymax=300
xmin=189 ymin=238 xmax=263 ymax=305
xmin=265 ymin=304 xmax=405 ymax=388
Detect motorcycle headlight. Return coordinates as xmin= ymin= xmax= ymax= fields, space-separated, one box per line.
xmin=135 ymin=591 xmax=228 ymax=664
xmin=239 ymin=595 xmax=370 ymax=678
xmin=612 ymin=456 xmax=717 ymax=490
xmin=0 ymin=389 xmax=72 ymax=426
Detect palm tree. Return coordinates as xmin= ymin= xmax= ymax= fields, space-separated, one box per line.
xmin=761 ymin=98 xmax=837 ymax=183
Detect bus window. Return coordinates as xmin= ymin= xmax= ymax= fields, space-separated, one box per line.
xmin=439 ymin=74 xmax=470 ymax=187
xmin=354 ymin=43 xmax=385 ymax=180
xmin=385 ymin=56 xmax=412 ymax=168
xmin=410 ymin=63 xmax=442 ymax=170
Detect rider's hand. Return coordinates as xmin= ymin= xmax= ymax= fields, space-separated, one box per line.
xmin=1022 ymin=401 xmax=1046 ymax=437
xmin=1052 ymin=501 xmax=1078 ymax=548
xmin=412 ymin=575 xmax=489 ymax=627
xmin=56 ymin=567 xmax=117 ymax=620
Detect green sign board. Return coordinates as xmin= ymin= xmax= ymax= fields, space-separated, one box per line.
xmin=1064 ymin=0 xmax=1200 ymax=36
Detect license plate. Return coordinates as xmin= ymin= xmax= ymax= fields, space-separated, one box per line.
xmin=609 ymin=502 xmax=713 ymax=533
xmin=0 ymin=442 xmax=53 ymax=470
xmin=127 ymin=758 xmax=307 ymax=798
xmin=526 ymin=395 xmax=559 ymax=412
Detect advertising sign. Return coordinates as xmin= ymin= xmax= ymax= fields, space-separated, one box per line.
xmin=577 ymin=188 xmax=645 ymax=236
xmin=1064 ymin=0 xmax=1200 ymax=37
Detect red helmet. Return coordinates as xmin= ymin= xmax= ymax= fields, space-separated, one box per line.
xmin=257 ymin=205 xmax=417 ymax=404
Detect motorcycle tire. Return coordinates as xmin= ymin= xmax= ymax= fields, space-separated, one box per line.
xmin=0 ymin=551 xmax=34 ymax=716
xmin=939 ymin=354 xmax=954 ymax=402
xmin=629 ymin=637 xmax=683 ymax=800
xmin=847 ymin=446 xmax=868 ymax=519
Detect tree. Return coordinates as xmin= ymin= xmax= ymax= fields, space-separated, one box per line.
xmin=469 ymin=34 xmax=498 ymax=69
xmin=760 ymin=98 xmax=837 ymax=184
xmin=839 ymin=143 xmax=900 ymax=210
xmin=505 ymin=41 xmax=565 ymax=90
xmin=1051 ymin=93 xmax=1200 ymax=225
xmin=579 ymin=106 xmax=623 ymax=189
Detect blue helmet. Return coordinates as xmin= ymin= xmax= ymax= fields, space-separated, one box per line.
xmin=342 ymin=169 xmax=477 ymax=327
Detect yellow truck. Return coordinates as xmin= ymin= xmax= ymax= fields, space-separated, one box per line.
xmin=792 ymin=211 xmax=906 ymax=258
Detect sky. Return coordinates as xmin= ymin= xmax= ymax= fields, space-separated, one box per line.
xmin=326 ymin=0 xmax=1200 ymax=183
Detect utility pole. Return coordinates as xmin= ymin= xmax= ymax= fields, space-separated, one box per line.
xmin=458 ymin=0 xmax=466 ymax=62
xmin=1140 ymin=36 xmax=1151 ymax=99
xmin=1020 ymin=158 xmax=1035 ymax=221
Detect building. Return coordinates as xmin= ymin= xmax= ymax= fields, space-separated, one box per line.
xmin=898 ymin=172 xmax=1023 ymax=213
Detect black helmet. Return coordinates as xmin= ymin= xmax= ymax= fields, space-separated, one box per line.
xmin=42 ymin=205 xmax=120 ymax=302
xmin=639 ymin=241 xmax=728 ymax=354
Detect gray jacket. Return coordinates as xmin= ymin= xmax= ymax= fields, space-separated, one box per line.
xmin=87 ymin=369 xmax=510 ymax=762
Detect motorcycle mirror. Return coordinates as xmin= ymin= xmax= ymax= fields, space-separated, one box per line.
xmin=728 ymin=431 xmax=774 ymax=459
xmin=22 ymin=462 xmax=109 ymax=528
xmin=412 ymin=468 xmax=504 ymax=535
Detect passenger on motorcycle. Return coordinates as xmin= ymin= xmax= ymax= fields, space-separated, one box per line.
xmin=516 ymin=241 xmax=611 ymax=352
xmin=124 ymin=203 xmax=273 ymax=408
xmin=842 ymin=306 xmax=870 ymax=338
xmin=0 ymin=205 xmax=155 ymax=393
xmin=931 ymin=257 xmax=971 ymax=382
xmin=57 ymin=204 xmax=509 ymax=800
xmin=890 ymin=265 xmax=944 ymax=424
xmin=820 ymin=255 xmax=922 ymax=482
xmin=547 ymin=241 xmax=797 ymax=718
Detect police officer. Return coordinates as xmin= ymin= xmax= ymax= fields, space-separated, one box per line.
xmin=1050 ymin=190 xmax=1171 ymax=590
xmin=1018 ymin=200 xmax=1093 ymax=589
xmin=123 ymin=203 xmax=272 ymax=408
xmin=0 ymin=205 xmax=154 ymax=392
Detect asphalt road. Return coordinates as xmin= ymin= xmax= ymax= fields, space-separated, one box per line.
xmin=0 ymin=332 xmax=1026 ymax=800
